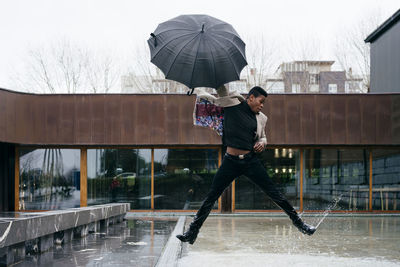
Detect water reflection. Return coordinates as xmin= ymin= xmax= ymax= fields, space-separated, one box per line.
xmin=19 ymin=149 xmax=81 ymax=210
xmin=180 ymin=216 xmax=400 ymax=266
xmin=236 ymin=149 xmax=300 ymax=210
xmin=87 ymin=149 xmax=152 ymax=209
xmin=16 ymin=218 xmax=177 ymax=267
xmin=154 ymin=149 xmax=219 ymax=210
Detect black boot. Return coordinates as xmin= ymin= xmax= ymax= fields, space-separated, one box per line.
xmin=292 ymin=218 xmax=316 ymax=236
xmin=176 ymin=225 xmax=199 ymax=245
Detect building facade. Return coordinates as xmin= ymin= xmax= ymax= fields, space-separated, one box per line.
xmin=266 ymin=61 xmax=364 ymax=94
xmin=365 ymin=9 xmax=400 ymax=93
xmin=0 ymin=88 xmax=399 ymax=214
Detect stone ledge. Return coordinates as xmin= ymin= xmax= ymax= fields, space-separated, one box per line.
xmin=0 ymin=203 xmax=129 ymax=266
xmin=155 ymin=216 xmax=185 ymax=267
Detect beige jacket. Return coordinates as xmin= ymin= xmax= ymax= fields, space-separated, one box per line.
xmin=196 ymin=86 xmax=268 ymax=146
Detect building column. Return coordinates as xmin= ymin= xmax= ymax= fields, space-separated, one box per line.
xmin=80 ymin=148 xmax=87 ymax=207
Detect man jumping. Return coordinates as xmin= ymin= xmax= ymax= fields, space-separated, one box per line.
xmin=177 ymin=85 xmax=316 ymax=245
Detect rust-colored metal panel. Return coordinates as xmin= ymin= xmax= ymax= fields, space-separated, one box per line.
xmin=286 ymin=95 xmax=301 ymax=144
xmin=1 ymin=89 xmax=400 ymax=146
xmin=376 ymin=96 xmax=392 ymax=144
xmin=104 ymin=95 xmax=121 ymax=144
xmin=165 ymin=96 xmax=180 ymax=144
xmin=315 ymin=95 xmax=331 ymax=144
xmin=0 ymin=91 xmax=7 ymax=141
xmin=58 ymin=95 xmax=75 ymax=144
xmin=361 ymin=96 xmax=376 ymax=144
xmin=90 ymin=95 xmax=105 ymax=144
xmin=194 ymin=123 xmax=221 ymax=145
xmin=135 ymin=95 xmax=152 ymax=145
xmin=45 ymin=95 xmax=61 ymax=144
xmin=5 ymin=92 xmax=16 ymax=143
xmin=15 ymin=94 xmax=32 ymax=142
xmin=31 ymin=95 xmax=46 ymax=144
xmin=150 ymin=95 xmax=167 ymax=145
xmin=301 ymin=95 xmax=316 ymax=144
xmin=180 ymin=95 xmax=195 ymax=145
xmin=120 ymin=95 xmax=136 ymax=144
xmin=75 ymin=95 xmax=91 ymax=144
xmin=330 ymin=96 xmax=346 ymax=144
xmin=346 ymin=96 xmax=361 ymax=144
xmin=266 ymin=95 xmax=286 ymax=144
xmin=392 ymin=95 xmax=400 ymax=144
xmin=200 ymin=126 xmax=221 ymax=145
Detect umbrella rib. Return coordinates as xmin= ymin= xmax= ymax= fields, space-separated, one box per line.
xmin=188 ymin=33 xmax=203 ymax=88
xmin=206 ymin=22 xmax=230 ymax=31
xmin=155 ymin=28 xmax=195 ymax=36
xmin=165 ymin=32 xmax=202 ymax=79
xmin=151 ymin=32 xmax=199 ymax=60
xmin=209 ymin=32 xmax=247 ymax=60
xmin=209 ymin=29 xmax=242 ymax=40
xmin=204 ymin=37 xmax=218 ymax=88
xmin=209 ymin=37 xmax=241 ymax=81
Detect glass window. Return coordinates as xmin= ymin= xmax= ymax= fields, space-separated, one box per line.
xmin=292 ymin=83 xmax=300 ymax=93
xmin=372 ymin=149 xmax=400 ymax=211
xmin=304 ymin=149 xmax=369 ymax=211
xmin=328 ymin=83 xmax=338 ymax=93
xmin=19 ymin=148 xmax=80 ymax=210
xmin=310 ymin=74 xmax=318 ymax=84
xmin=154 ymin=149 xmax=219 ymax=210
xmin=235 ymin=149 xmax=300 ymax=210
xmin=87 ymin=149 xmax=151 ymax=209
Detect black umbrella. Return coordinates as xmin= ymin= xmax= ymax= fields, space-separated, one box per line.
xmin=148 ymin=14 xmax=247 ymax=95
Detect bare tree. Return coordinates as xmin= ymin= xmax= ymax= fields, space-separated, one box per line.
xmin=122 ymin=41 xmax=155 ymax=93
xmin=122 ymin=41 xmax=189 ymax=94
xmin=83 ymin=51 xmax=120 ymax=93
xmin=334 ymin=11 xmax=383 ymax=92
xmin=241 ymin=34 xmax=280 ymax=90
xmin=12 ymin=40 xmax=120 ymax=93
xmin=285 ymin=35 xmax=324 ymax=62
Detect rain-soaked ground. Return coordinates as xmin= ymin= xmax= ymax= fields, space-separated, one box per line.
xmin=14 ymin=217 xmax=177 ymax=267
xmin=178 ymin=216 xmax=400 ymax=267
xmin=10 ymin=215 xmax=400 ymax=267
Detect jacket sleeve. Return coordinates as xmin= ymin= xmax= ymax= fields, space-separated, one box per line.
xmin=196 ymin=88 xmax=217 ymax=104
xmin=259 ymin=114 xmax=268 ymax=146
xmin=196 ymin=85 xmax=244 ymax=107
xmin=260 ymin=127 xmax=267 ymax=146
xmin=216 ymin=85 xmax=245 ymax=107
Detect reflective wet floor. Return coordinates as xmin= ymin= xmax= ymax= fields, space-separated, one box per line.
xmin=14 ymin=217 xmax=177 ymax=267
xmin=179 ymin=216 xmax=400 ymax=267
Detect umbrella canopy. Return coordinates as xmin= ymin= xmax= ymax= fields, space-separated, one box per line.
xmin=148 ymin=14 xmax=247 ymax=91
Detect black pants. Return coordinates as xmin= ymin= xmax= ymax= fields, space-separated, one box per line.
xmin=190 ymin=152 xmax=299 ymax=229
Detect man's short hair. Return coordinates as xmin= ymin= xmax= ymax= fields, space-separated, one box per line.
xmin=247 ymin=86 xmax=268 ymax=99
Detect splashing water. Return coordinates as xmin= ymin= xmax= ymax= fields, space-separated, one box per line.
xmin=300 ymin=195 xmax=343 ymax=229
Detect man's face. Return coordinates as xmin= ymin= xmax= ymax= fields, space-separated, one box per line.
xmin=247 ymin=95 xmax=266 ymax=114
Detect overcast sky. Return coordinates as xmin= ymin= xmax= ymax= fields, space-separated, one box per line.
xmin=0 ymin=0 xmax=399 ymax=92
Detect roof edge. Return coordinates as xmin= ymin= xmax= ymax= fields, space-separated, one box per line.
xmin=365 ymin=9 xmax=400 ymax=43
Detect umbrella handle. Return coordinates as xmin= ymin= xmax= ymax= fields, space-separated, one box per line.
xmin=150 ymin=33 xmax=157 ymax=47
xmin=187 ymin=88 xmax=195 ymax=96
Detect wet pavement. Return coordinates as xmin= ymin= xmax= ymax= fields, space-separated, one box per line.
xmin=8 ymin=214 xmax=400 ymax=267
xmin=178 ymin=216 xmax=400 ymax=267
xmin=14 ymin=217 xmax=177 ymax=267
